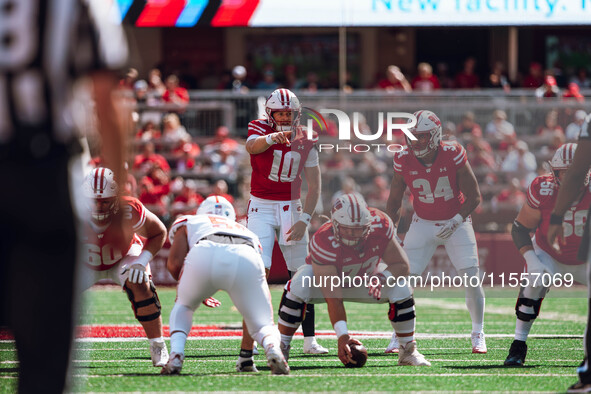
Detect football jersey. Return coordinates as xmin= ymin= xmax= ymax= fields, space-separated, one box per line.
xmin=527 ymin=174 xmax=590 ymax=266
xmin=307 ymin=208 xmax=394 ymax=277
xmin=83 ymin=196 xmax=146 ymax=271
xmin=247 ymin=119 xmax=319 ymax=201
xmin=169 ymin=214 xmax=262 ymax=254
xmin=393 ymin=141 xmax=467 ymax=220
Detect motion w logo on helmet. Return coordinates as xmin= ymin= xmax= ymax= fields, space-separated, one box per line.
xmin=301 ymin=107 xmax=418 ymax=153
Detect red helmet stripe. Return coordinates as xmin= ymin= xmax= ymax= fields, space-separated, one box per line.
xmin=346 ymin=194 xmax=356 ymax=222
xmin=93 ymin=169 xmax=99 ymax=191
xmin=352 ymin=193 xmax=361 ymax=224
xmin=215 ymin=195 xmax=219 ymax=203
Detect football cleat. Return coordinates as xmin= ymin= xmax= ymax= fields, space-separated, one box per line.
xmin=160 ymin=352 xmax=184 ymax=375
xmin=150 ymin=341 xmax=169 ymax=367
xmin=504 ymin=340 xmax=527 ymax=366
xmin=280 ymin=342 xmax=291 ymax=362
xmin=236 ymin=358 xmax=259 ymax=372
xmin=398 ymin=341 xmax=431 ymax=366
xmin=265 ymin=344 xmax=290 ymax=375
xmin=303 ymin=338 xmax=329 ymax=354
xmin=567 ymin=381 xmax=591 ymax=393
xmin=385 ymin=333 xmax=400 ymax=354
xmin=471 ymin=332 xmax=487 ymax=354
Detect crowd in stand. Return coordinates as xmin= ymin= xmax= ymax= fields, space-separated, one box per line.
xmin=91 ymin=63 xmax=590 ymax=234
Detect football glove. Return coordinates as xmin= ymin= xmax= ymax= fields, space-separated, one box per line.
xmin=435 ymin=214 xmax=463 ymax=240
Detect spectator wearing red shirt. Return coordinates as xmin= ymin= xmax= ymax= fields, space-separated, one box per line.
xmin=457 ymin=111 xmax=482 ymax=137
xmin=172 ymin=179 xmax=204 ymax=216
xmin=203 ymin=126 xmax=240 ymax=155
xmin=133 ymin=141 xmax=170 ymax=175
xmin=376 ymin=65 xmax=412 ymax=92
xmin=135 ymin=120 xmax=161 ymax=142
xmin=535 ymin=75 xmax=561 ymax=99
xmin=454 ymin=57 xmax=480 ymax=89
xmin=208 ymin=179 xmax=234 ymax=204
xmin=563 ymin=82 xmax=585 ymax=103
xmin=411 ymin=62 xmax=440 ymax=92
xmin=172 ymin=141 xmax=201 ymax=172
xmin=162 ymin=74 xmax=189 ymax=107
xmin=522 ymin=62 xmax=544 ymax=88
xmin=138 ymin=175 xmax=171 ymax=218
xmin=491 ymin=178 xmax=526 ymax=213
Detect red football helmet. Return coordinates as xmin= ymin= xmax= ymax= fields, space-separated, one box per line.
xmin=331 ymin=192 xmax=372 ymax=247
xmin=406 ymin=110 xmax=442 ymax=158
xmin=265 ymin=88 xmax=301 ymax=132
xmin=82 ymin=168 xmax=119 ymax=224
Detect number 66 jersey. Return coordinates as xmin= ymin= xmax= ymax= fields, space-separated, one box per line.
xmin=393 ymin=140 xmax=467 ymax=220
xmin=528 ymin=174 xmax=591 ymax=266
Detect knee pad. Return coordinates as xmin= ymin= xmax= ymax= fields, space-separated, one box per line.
xmin=278 ymin=289 xmax=306 ymax=328
xmin=124 ymin=280 xmax=161 ymax=322
xmin=388 ymin=297 xmax=415 ymax=322
xmin=515 ymin=297 xmax=544 ymax=322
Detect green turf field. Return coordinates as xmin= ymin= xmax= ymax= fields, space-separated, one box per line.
xmin=0 ymin=285 xmax=587 ymax=392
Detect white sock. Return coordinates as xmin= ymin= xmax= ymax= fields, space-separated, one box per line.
xmin=304 ymin=336 xmax=316 ymax=347
xmin=472 ymin=323 xmax=484 ymax=334
xmin=391 ymin=320 xmax=414 ymax=346
xmin=515 ymin=319 xmax=534 ymax=342
xmin=170 ymin=331 xmax=187 ymax=355
xmin=149 ymin=337 xmax=165 ymax=344
xmin=281 ymin=334 xmax=293 ymax=348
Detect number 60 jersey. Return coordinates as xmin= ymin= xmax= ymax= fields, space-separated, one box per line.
xmin=528 ymin=174 xmax=591 ymax=266
xmin=393 ymin=140 xmax=468 ymax=221
xmin=247 ymin=119 xmax=318 ymax=201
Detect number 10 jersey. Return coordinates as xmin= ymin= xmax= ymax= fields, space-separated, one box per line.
xmin=247 ymin=119 xmax=318 ymax=201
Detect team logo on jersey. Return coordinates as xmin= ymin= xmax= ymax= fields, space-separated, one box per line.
xmin=440 ymin=167 xmax=447 ymax=172
xmin=283 ymin=205 xmax=290 ymax=212
xmin=410 ymin=171 xmax=418 ymax=175
xmin=372 ymin=246 xmax=379 ymax=252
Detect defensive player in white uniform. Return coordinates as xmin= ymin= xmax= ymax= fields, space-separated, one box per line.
xmin=387 ymin=110 xmax=486 ymax=354
xmin=277 ymin=193 xmax=430 ymax=366
xmin=240 ymin=88 xmax=326 ymax=370
xmin=505 ymin=144 xmax=589 ymax=366
xmin=162 ymin=196 xmax=289 ymax=375
xmin=80 ymin=168 xmax=169 ymax=367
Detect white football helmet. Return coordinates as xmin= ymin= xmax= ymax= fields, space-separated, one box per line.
xmin=197 ymin=195 xmax=236 ymax=221
xmin=406 ymin=110 xmax=442 ymax=158
xmin=549 ymin=143 xmax=589 ymax=185
xmin=331 ymin=192 xmax=372 ymax=247
xmin=265 ymin=88 xmax=301 ymax=132
xmin=82 ymin=167 xmax=119 ymax=224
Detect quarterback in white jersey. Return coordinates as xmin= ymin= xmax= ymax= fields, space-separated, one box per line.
xmin=162 ymin=196 xmax=289 ymax=375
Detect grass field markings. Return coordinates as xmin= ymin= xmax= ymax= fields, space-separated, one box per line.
xmin=418 ymin=299 xmax=586 ymax=323
xmin=58 ymin=358 xmax=581 ymax=364
xmin=71 ymin=372 xmax=577 ymax=378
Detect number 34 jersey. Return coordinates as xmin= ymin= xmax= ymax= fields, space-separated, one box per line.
xmin=83 ymin=197 xmax=145 ymax=271
xmin=247 ymin=119 xmax=319 ymax=201
xmin=528 ymin=174 xmax=591 ymax=266
xmin=393 ymin=141 xmax=468 ymax=221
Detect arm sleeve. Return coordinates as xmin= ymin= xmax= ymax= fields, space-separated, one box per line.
xmin=304 ymin=146 xmax=319 ymax=167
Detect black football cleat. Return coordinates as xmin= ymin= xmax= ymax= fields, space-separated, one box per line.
xmin=504 ymin=340 xmax=527 ymax=366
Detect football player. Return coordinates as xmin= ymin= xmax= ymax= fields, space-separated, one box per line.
xmin=239 ymin=88 xmax=326 ymax=371
xmin=80 ymin=168 xmax=169 ymax=367
xmin=387 ymin=110 xmax=486 ymax=354
xmin=277 ymin=193 xmax=430 ymax=367
xmin=505 ymin=143 xmax=589 ymax=366
xmin=161 ymin=196 xmax=289 ymax=375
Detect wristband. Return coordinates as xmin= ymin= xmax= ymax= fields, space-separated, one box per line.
xmin=135 ymin=250 xmax=154 ymax=267
xmin=299 ymin=212 xmax=312 ymax=226
xmin=334 ymin=320 xmax=348 ymax=338
xmin=265 ymin=134 xmax=275 ymax=145
xmin=549 ymin=213 xmax=564 ymax=225
xmin=381 ymin=270 xmax=393 ymax=279
xmin=452 ymin=213 xmax=464 ymax=222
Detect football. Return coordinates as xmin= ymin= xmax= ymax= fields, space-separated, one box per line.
xmin=345 ymin=343 xmax=368 ymax=368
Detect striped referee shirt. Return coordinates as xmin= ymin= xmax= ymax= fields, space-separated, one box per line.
xmin=0 ymin=0 xmax=127 ymax=155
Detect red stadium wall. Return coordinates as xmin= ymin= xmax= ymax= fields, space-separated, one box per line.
xmin=148 ymin=233 xmax=525 ymax=286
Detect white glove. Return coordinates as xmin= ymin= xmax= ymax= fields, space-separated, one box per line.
xmin=120 ymin=251 xmax=153 ymax=284
xmin=435 ymin=214 xmax=463 ymax=240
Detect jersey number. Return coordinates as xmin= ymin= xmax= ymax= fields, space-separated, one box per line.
xmin=412 ymin=176 xmax=453 ymax=204
xmin=563 ymin=210 xmax=587 ymax=238
xmin=268 ymin=151 xmax=301 ymax=182
xmin=85 ymin=244 xmax=123 ymax=267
